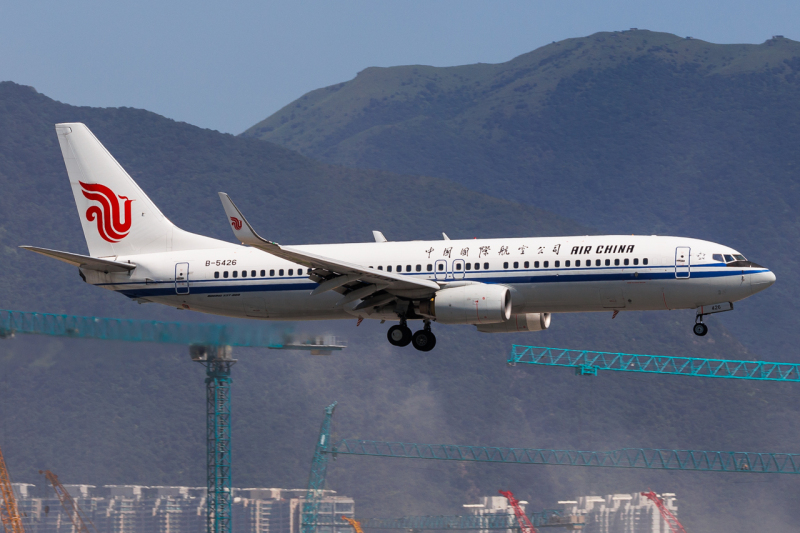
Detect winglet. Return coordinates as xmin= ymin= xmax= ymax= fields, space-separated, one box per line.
xmin=442 ymin=232 xmax=450 ymax=240
xmin=217 ymin=192 xmax=279 ymax=250
xmin=373 ymin=231 xmax=388 ymax=243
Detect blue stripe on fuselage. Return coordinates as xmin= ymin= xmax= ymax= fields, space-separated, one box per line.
xmin=110 ymin=266 xmax=767 ymax=299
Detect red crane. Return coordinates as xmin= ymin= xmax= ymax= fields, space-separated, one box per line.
xmin=498 ymin=490 xmax=538 ymax=533
xmin=640 ymin=491 xmax=687 ymax=533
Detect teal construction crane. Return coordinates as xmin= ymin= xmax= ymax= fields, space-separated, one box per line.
xmin=302 ymin=402 xmax=338 ymax=533
xmin=507 ymin=344 xmax=800 ymax=380
xmin=357 ymin=510 xmax=571 ymax=530
xmin=330 ymin=439 xmax=800 ymax=474
xmin=0 ymin=309 xmax=344 ymax=533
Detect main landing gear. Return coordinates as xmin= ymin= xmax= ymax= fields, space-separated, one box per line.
xmin=387 ymin=319 xmax=436 ymax=351
xmin=693 ymin=315 xmax=709 ymax=336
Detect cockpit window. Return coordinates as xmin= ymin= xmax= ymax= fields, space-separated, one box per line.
xmin=712 ymin=254 xmax=724 ymax=262
xmin=733 ymin=254 xmax=746 ymax=261
xmin=724 ymin=254 xmax=735 ymax=262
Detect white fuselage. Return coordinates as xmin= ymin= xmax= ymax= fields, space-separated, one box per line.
xmin=83 ymin=235 xmax=775 ymax=322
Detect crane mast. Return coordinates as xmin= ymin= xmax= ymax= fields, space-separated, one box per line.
xmin=498 ymin=490 xmax=538 ymax=533
xmin=0 ymin=446 xmax=24 ymax=533
xmin=39 ymin=470 xmax=96 ymax=533
xmin=640 ymin=491 xmax=687 ymax=533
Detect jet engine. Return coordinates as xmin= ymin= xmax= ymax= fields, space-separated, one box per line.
xmin=476 ymin=313 xmax=551 ymax=333
xmin=418 ymin=284 xmax=511 ymax=325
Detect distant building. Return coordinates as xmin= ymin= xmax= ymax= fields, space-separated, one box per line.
xmin=12 ymin=484 xmax=354 ymax=533
xmin=463 ymin=496 xmax=524 ymax=533
xmin=558 ymin=492 xmax=678 ymax=533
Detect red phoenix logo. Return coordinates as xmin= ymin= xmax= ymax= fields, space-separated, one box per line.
xmin=79 ymin=181 xmax=134 ymax=243
xmin=230 ymin=217 xmax=243 ymax=230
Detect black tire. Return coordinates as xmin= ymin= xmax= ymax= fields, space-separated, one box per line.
xmin=412 ymin=330 xmax=436 ymax=352
xmin=693 ymin=323 xmax=708 ymax=336
xmin=387 ymin=325 xmax=412 ymax=347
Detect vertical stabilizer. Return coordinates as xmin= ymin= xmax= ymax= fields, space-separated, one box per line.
xmin=55 ymin=123 xmax=228 ymax=257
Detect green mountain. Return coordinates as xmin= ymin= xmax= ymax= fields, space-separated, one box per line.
xmin=0 ymin=79 xmax=796 ymax=533
xmin=242 ymin=29 xmax=800 ymax=356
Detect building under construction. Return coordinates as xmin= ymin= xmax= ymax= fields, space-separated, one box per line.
xmin=10 ymin=485 xmax=354 ymax=533
xmin=557 ymin=492 xmax=679 ymax=533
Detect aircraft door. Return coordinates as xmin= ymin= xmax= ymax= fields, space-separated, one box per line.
xmin=175 ymin=262 xmax=190 ymax=294
xmin=675 ymin=247 xmax=691 ymax=278
xmin=434 ymin=259 xmax=448 ymax=281
xmin=452 ymin=259 xmax=465 ymax=280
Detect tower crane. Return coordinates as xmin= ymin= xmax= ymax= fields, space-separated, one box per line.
xmin=498 ymin=490 xmax=537 ymax=533
xmin=39 ymin=470 xmax=97 ymax=533
xmin=640 ymin=491 xmax=686 ymax=533
xmin=0 ymin=445 xmax=24 ymax=533
xmin=341 ymin=516 xmax=364 ymax=533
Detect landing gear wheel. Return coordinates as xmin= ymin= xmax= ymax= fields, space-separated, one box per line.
xmin=387 ymin=325 xmax=412 ymax=346
xmin=412 ymin=330 xmax=436 ymax=352
xmin=693 ymin=323 xmax=708 ymax=336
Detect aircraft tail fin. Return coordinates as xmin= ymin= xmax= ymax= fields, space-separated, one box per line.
xmin=55 ymin=123 xmax=226 ymax=257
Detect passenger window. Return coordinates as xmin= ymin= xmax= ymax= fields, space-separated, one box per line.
xmin=251 ymin=270 xmax=256 ymax=277
xmin=466 ymin=263 xmax=471 ymax=270
xmin=524 ymin=261 xmax=529 ymax=268
xmin=270 ymin=269 xmax=275 ymax=276
xmin=534 ymin=261 xmax=540 ymax=268
xmin=298 ymin=268 xmax=304 ymax=275
xmin=224 ymin=271 xmax=229 ymax=278
xmin=397 ymin=265 xmax=402 ymax=272
xmin=713 ymin=254 xmax=724 ymax=262
xmin=605 ymin=259 xmax=610 ymax=266
xmin=455 ymin=263 xmax=462 ymax=271
xmin=483 ymin=262 xmax=489 ymax=269
xmin=595 ymin=259 xmax=601 ymax=266
xmin=387 ymin=266 xmax=392 ymax=272
xmin=555 ymin=260 xmax=560 ymax=267
xmin=279 ymin=269 xmax=284 ymax=276
xmin=241 ymin=270 xmax=247 ymax=277
xmin=513 ymin=261 xmax=519 ymax=269
xmin=416 ymin=265 xmax=421 ymax=272
xmin=565 ymin=260 xmax=570 ymax=267
xmin=643 ymin=258 xmax=648 ymax=265
xmin=614 ymin=259 xmax=619 ymax=266
xmin=624 ymin=259 xmax=629 ymax=266
xmin=633 ymin=259 xmax=639 ymax=266
xmin=504 ymin=262 xmax=509 ymax=269
xmin=233 ymin=271 xmax=238 ymax=278
xmin=406 ymin=265 xmax=411 ymax=272
xmin=438 ymin=264 xmax=444 ymax=271
xmin=288 ymin=269 xmax=294 ymax=276
xmin=544 ymin=261 xmax=549 ymax=268
xmin=260 ymin=270 xmax=265 ymax=277
xmin=474 ymin=263 xmax=480 ymax=270
xmin=724 ymin=254 xmax=735 ymax=263
xmin=378 ymin=266 xmax=383 ymax=270
xmin=427 ymin=264 xmax=433 ymax=272
xmin=214 ymin=272 xmax=219 ymax=279
xmin=575 ymin=260 xmax=580 ymax=267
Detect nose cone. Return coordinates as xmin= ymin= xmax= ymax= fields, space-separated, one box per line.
xmin=751 ymin=269 xmax=776 ymax=294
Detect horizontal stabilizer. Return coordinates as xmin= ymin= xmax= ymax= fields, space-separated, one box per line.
xmin=20 ymin=246 xmax=136 ymax=272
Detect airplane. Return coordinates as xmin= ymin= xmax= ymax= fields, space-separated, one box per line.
xmin=21 ymin=123 xmax=776 ymax=352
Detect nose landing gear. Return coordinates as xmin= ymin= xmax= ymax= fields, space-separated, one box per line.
xmin=693 ymin=315 xmax=708 ymax=336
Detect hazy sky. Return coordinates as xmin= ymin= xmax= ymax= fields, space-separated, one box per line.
xmin=2 ymin=0 xmax=797 ymax=134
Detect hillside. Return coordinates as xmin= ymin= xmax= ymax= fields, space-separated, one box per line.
xmin=0 ymin=81 xmax=797 ymax=533
xmin=243 ymin=29 xmax=800 ymax=356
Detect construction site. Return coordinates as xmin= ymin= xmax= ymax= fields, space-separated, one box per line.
xmin=3 ymin=308 xmax=799 ymax=533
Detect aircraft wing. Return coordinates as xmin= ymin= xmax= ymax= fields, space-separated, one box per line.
xmin=20 ymin=246 xmax=136 ymax=272
xmin=218 ymin=193 xmax=440 ymax=294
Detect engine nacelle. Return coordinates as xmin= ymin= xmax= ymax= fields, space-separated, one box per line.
xmin=419 ymin=284 xmax=511 ymax=325
xmin=476 ymin=313 xmax=551 ymax=333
